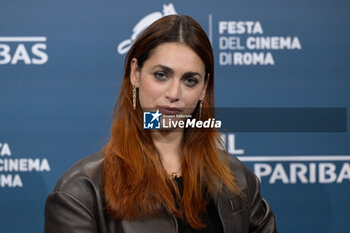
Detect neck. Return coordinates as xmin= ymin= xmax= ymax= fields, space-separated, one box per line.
xmin=151 ymin=129 xmax=184 ymax=177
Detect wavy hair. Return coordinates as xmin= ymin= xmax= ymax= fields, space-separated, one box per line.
xmin=103 ymin=15 xmax=241 ymax=229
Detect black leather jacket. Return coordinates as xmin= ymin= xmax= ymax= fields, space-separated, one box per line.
xmin=44 ymin=150 xmax=277 ymax=233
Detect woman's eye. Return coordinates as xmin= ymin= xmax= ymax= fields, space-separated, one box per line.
xmin=154 ymin=71 xmax=168 ymax=81
xmin=184 ymin=77 xmax=199 ymax=87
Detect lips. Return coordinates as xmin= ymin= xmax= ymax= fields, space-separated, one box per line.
xmin=158 ymin=105 xmax=181 ymax=115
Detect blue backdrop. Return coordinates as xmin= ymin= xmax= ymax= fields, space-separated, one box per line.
xmin=1 ymin=0 xmax=349 ymax=232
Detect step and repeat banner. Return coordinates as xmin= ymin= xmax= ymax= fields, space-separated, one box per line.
xmin=1 ymin=0 xmax=349 ymax=232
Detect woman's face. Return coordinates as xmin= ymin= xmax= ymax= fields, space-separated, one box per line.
xmin=130 ymin=42 xmax=208 ymax=117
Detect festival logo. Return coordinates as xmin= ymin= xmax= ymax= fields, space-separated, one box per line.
xmin=213 ymin=19 xmax=302 ymax=65
xmin=117 ymin=3 xmax=177 ymax=55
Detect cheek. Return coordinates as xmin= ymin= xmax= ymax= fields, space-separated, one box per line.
xmin=182 ymin=90 xmax=203 ymax=108
xmin=138 ymin=77 xmax=162 ymax=108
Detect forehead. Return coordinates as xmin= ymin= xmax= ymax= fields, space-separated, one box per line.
xmin=143 ymin=42 xmax=205 ymax=74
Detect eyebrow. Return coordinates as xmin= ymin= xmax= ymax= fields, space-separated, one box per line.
xmin=153 ymin=64 xmax=202 ymax=78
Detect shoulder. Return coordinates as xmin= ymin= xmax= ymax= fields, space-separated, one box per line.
xmin=219 ymin=149 xmax=258 ymax=192
xmin=54 ymin=149 xmax=104 ymax=191
xmin=49 ymin=149 xmax=105 ymax=212
xmin=44 ymin=150 xmax=105 ymax=231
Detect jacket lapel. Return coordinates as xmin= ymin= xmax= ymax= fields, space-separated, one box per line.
xmin=217 ymin=191 xmax=250 ymax=233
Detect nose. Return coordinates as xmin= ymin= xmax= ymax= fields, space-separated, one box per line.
xmin=165 ymin=79 xmax=181 ymax=102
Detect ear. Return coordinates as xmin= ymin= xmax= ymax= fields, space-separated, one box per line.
xmin=130 ymin=58 xmax=141 ymax=87
xmin=199 ymin=73 xmax=209 ymax=101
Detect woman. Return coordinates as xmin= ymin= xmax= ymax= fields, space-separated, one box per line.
xmin=44 ymin=15 xmax=277 ymax=233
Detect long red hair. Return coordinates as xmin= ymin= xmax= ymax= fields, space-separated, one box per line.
xmin=103 ymin=15 xmax=241 ymax=229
